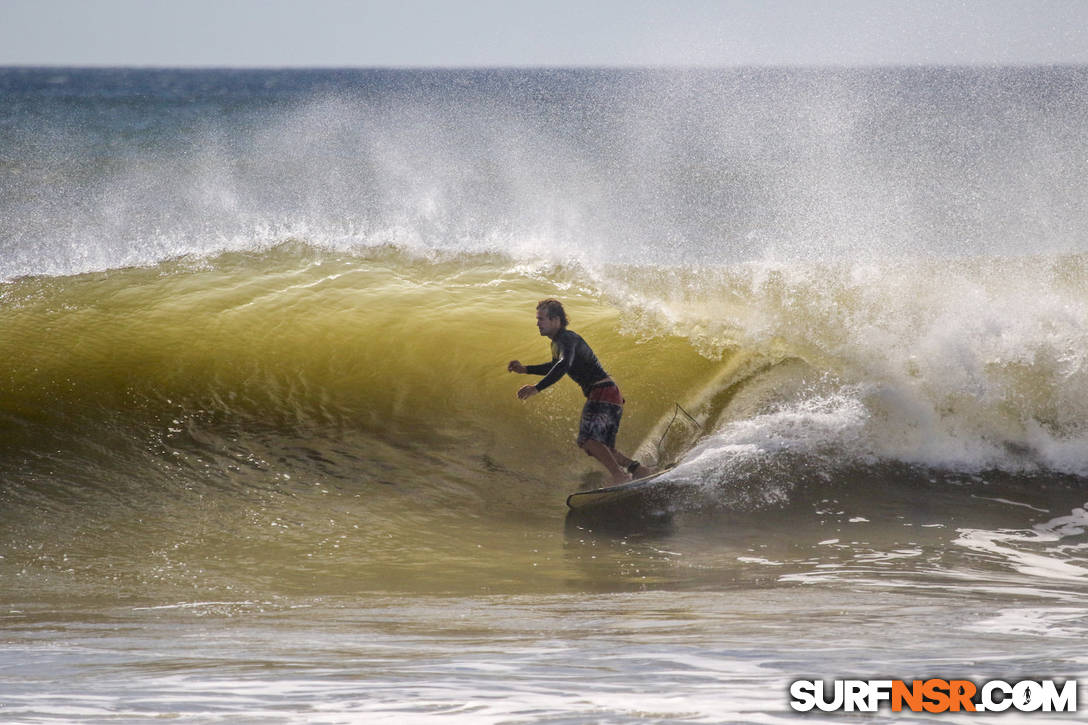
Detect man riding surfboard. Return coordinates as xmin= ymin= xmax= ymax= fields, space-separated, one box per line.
xmin=508 ymin=299 xmax=655 ymax=485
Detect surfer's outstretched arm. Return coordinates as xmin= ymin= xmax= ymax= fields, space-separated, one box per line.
xmin=509 ymin=360 xmax=545 ymax=399
xmin=529 ymin=336 xmax=576 ymax=392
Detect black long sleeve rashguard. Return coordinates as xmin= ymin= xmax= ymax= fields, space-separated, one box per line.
xmin=526 ymin=329 xmax=610 ymax=397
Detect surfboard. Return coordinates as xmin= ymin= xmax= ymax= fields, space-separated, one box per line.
xmin=565 ymin=464 xmax=678 ymax=511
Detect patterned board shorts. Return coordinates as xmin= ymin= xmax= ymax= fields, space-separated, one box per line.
xmin=577 ymin=382 xmax=625 ymax=449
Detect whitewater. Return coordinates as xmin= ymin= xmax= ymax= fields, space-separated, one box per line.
xmin=3 ymin=67 xmax=1088 ymax=723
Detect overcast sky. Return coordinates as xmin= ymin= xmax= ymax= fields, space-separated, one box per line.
xmin=2 ymin=0 xmax=1087 ymax=68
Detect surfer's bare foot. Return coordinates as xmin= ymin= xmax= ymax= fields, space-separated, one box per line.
xmin=631 ymin=464 xmax=656 ymax=479
xmin=611 ymin=472 xmax=634 ymax=485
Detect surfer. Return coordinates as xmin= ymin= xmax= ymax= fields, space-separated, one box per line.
xmin=508 ymin=299 xmax=655 ymax=485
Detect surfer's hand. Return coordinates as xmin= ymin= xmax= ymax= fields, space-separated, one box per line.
xmin=516 ymin=384 xmax=538 ymax=400
xmin=508 ymin=360 xmax=526 ymax=374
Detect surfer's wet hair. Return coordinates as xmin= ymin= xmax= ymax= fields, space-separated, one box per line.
xmin=536 ymin=298 xmax=568 ymax=329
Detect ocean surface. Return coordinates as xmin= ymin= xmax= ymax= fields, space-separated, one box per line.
xmin=3 ymin=66 xmax=1088 ymax=722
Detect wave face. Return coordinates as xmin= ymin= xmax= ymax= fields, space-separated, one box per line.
xmin=3 ymin=246 xmax=1088 ymax=492
xmin=3 ymin=68 xmax=1088 ymax=601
